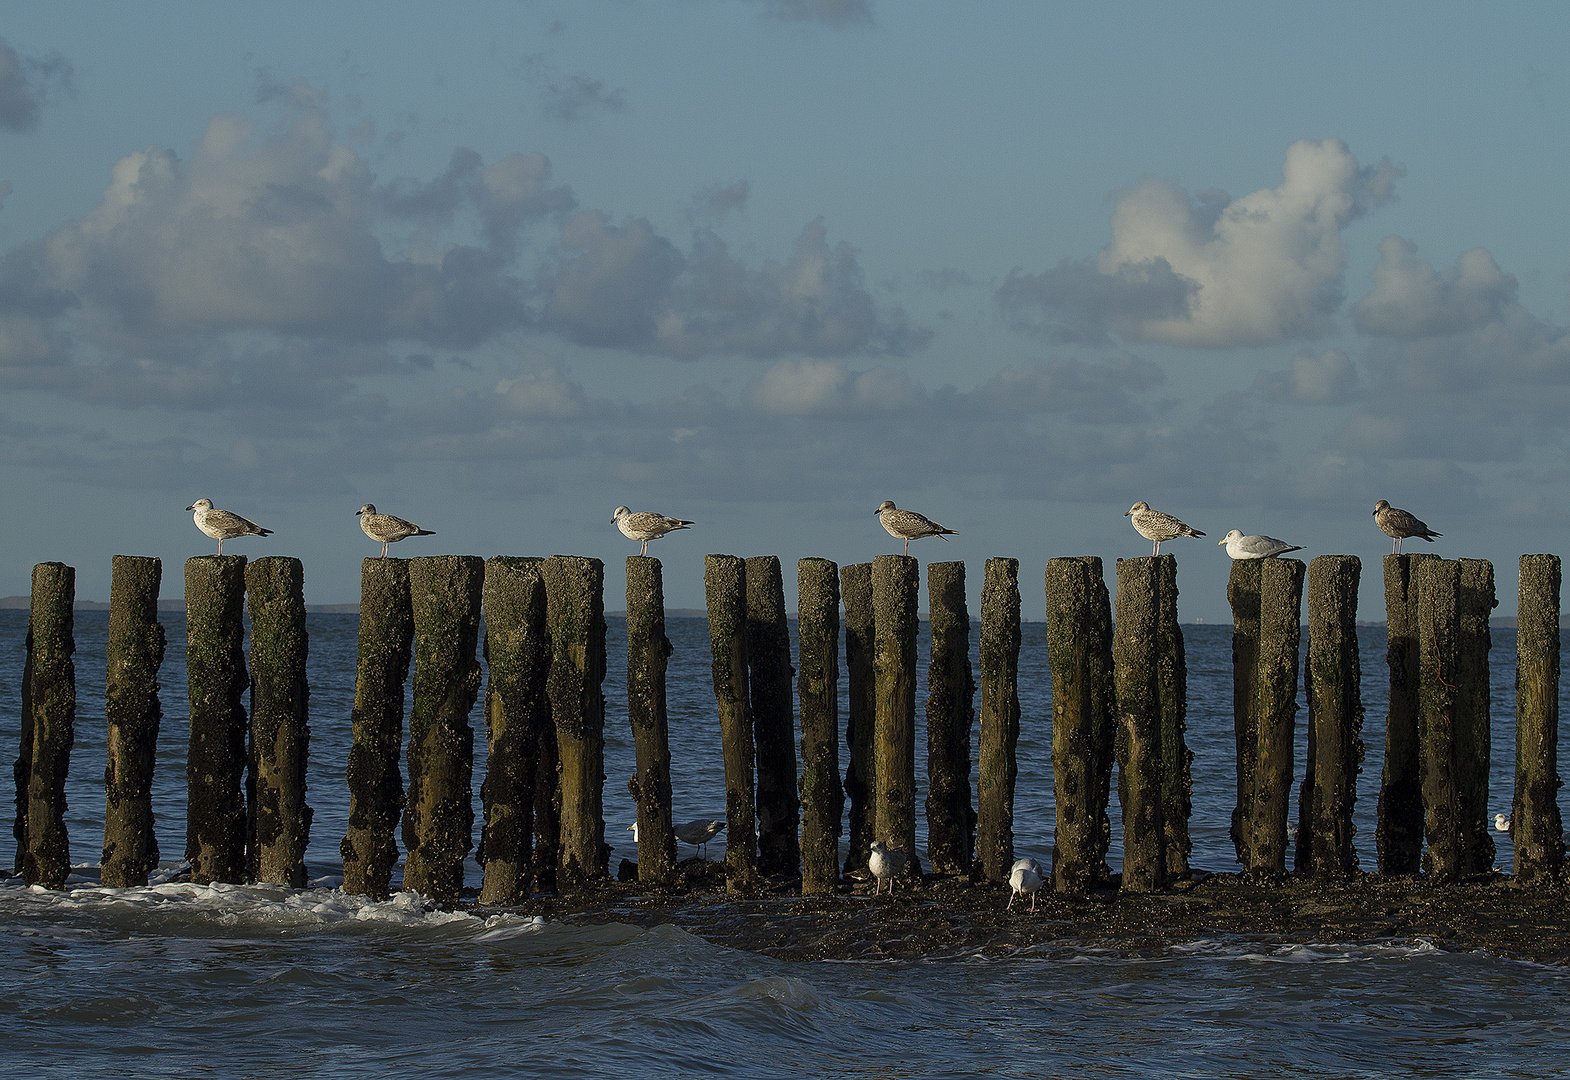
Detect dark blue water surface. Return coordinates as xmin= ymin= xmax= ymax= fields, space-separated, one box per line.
xmin=2 ymin=606 xmax=1567 ymax=1078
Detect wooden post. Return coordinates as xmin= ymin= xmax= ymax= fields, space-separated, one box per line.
xmin=542 ymin=555 xmax=608 ymax=889
xmin=872 ymin=554 xmax=920 ymax=880
xmin=403 ymin=555 xmax=484 ymax=901
xmin=479 ymin=556 xmax=550 ymax=904
xmin=705 ymin=554 xmax=758 ymax=890
xmin=840 ymin=562 xmax=875 ymax=877
xmin=1416 ymin=558 xmax=1463 ymax=880
xmin=1376 ymin=552 xmax=1438 ymax=873
xmin=1511 ymin=554 xmax=1564 ymax=884
xmin=625 ymin=556 xmax=676 ymax=884
xmin=976 ymin=558 xmax=1021 ymax=884
xmin=102 ymin=556 xmax=165 ymax=888
xmin=925 ymin=561 xmax=974 ymax=877
xmin=1295 ymin=555 xmax=1363 ymax=878
xmin=1113 ymin=557 xmax=1165 ymax=892
xmin=18 ymin=562 xmax=75 ymax=888
xmin=246 ymin=556 xmax=312 ymax=887
xmin=747 ymin=555 xmax=800 ymax=878
xmin=1456 ymin=558 xmax=1496 ymax=875
xmin=341 ymin=558 xmax=413 ymax=899
xmin=797 ymin=558 xmax=842 ymax=895
xmin=1044 ymin=556 xmax=1114 ymax=892
xmin=1155 ymin=555 xmax=1192 ymax=879
xmin=185 ymin=555 xmax=249 ymax=885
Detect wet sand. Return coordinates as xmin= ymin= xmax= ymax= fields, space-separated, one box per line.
xmin=506 ymin=863 xmax=1570 ymax=965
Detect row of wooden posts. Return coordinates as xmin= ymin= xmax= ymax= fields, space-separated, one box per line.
xmin=10 ymin=550 xmax=1565 ymax=902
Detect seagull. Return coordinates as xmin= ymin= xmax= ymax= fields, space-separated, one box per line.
xmin=355 ymin=504 xmax=435 ymax=558
xmin=874 ymin=501 xmax=957 ymax=556
xmin=1007 ymin=856 xmax=1045 ymax=912
xmin=186 ymin=498 xmax=272 ymax=555
xmin=1373 ymin=500 xmax=1441 ymax=554
xmin=612 ymin=506 xmax=694 ymax=557
xmin=627 ymin=818 xmax=726 ymax=860
xmin=1219 ymin=529 xmax=1305 ymax=560
xmin=868 ymin=840 xmax=908 ymax=895
xmin=1495 ymin=813 xmax=1511 ymax=833
xmin=1124 ymin=501 xmax=1205 ymax=555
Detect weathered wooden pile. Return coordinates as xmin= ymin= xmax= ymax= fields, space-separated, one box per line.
xmin=9 ymin=550 xmax=1565 ymax=900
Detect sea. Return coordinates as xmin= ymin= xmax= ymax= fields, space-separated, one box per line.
xmin=3 ymin=608 xmax=1569 ymax=1078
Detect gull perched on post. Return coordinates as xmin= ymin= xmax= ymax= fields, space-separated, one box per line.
xmin=1373 ymin=499 xmax=1441 ymax=554
xmin=612 ymin=506 xmax=694 ymax=557
xmin=1007 ymin=856 xmax=1044 ymax=912
xmin=1219 ymin=530 xmax=1304 ymax=560
xmin=868 ymin=840 xmax=908 ymax=895
xmin=186 ymin=498 xmax=272 ymax=555
xmin=874 ymin=501 xmax=956 ymax=556
xmin=356 ymin=504 xmax=435 ymax=558
xmin=1124 ymin=501 xmax=1205 ymax=555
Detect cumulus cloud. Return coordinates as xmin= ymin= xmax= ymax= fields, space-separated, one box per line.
xmin=1253 ymin=349 xmax=1358 ymax=405
xmin=1352 ymin=237 xmax=1516 ymax=337
xmin=1001 ymin=139 xmax=1404 ymax=347
xmin=541 ymin=216 xmax=931 ymax=358
xmin=743 ymin=358 xmax=921 ymax=415
xmin=0 ymin=36 xmax=73 ymax=132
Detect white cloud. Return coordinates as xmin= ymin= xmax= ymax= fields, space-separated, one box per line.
xmin=1253 ymin=349 xmax=1358 ymax=405
xmin=1001 ymin=139 xmax=1403 ymax=348
xmin=743 ymin=358 xmax=921 ymax=415
xmin=1353 ymin=237 xmax=1516 ymax=337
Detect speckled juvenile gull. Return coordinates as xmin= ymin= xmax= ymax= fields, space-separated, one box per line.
xmin=186 ymin=498 xmax=273 ymax=555
xmin=1007 ymin=856 xmax=1044 ymax=913
xmin=1124 ymin=501 xmax=1205 ymax=556
xmin=1373 ymin=499 xmax=1441 ymax=554
xmin=868 ymin=840 xmax=908 ymax=896
xmin=874 ymin=501 xmax=957 ymax=556
xmin=1220 ymin=529 xmax=1305 ymax=560
xmin=612 ymin=506 xmax=694 ymax=557
xmin=356 ymin=504 xmax=435 ymax=559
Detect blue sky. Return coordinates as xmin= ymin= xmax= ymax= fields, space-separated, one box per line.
xmin=2 ymin=1 xmax=1568 ymax=621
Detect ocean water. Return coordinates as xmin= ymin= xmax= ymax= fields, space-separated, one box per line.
xmin=2 ymin=608 xmax=1568 ymax=1078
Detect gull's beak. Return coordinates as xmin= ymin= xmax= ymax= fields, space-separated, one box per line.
xmin=184 ymin=504 xmax=195 ymax=511
xmin=1218 ymin=538 xmax=1225 ymax=545
xmin=1123 ymin=509 xmax=1133 ymax=517
xmin=626 ymin=825 xmax=635 ymax=832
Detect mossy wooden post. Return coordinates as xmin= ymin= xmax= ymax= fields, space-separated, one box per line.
xmin=797 ymin=558 xmax=842 ymax=894
xmin=1456 ymin=559 xmax=1496 ymax=875
xmin=1045 ymin=557 xmax=1114 ymax=892
xmin=18 ymin=563 xmax=75 ymax=888
xmin=1227 ymin=559 xmax=1261 ymax=869
xmin=532 ymin=703 xmax=562 ymax=894
xmin=341 ymin=559 xmax=413 ymax=899
xmin=976 ymin=558 xmax=1021 ymax=884
xmin=479 ymin=556 xmax=550 ymax=904
xmin=873 ymin=554 xmax=921 ymax=880
xmin=747 ymin=555 xmax=800 ymax=878
xmin=625 ymin=556 xmax=676 ymax=884
xmin=925 ymin=561 xmax=975 ymax=877
xmin=246 ymin=556 xmax=312 ymax=887
xmin=102 ymin=556 xmax=165 ymax=888
xmin=1113 ymin=557 xmax=1165 ymax=892
xmin=840 ymin=562 xmax=875 ymax=877
xmin=1295 ymin=555 xmax=1363 ymax=878
xmin=402 ymin=555 xmax=484 ymax=902
xmin=1416 ymin=558 xmax=1463 ymax=881
xmin=542 ymin=555 xmax=608 ymax=889
xmin=1155 ymin=555 xmax=1192 ymax=879
xmin=1511 ymin=554 xmax=1564 ymax=883
xmin=706 ymin=555 xmax=757 ymax=890
xmin=185 ymin=555 xmax=249 ymax=885
xmin=1377 ymin=552 xmax=1438 ymax=873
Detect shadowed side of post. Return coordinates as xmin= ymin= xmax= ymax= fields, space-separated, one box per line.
xmin=543 ymin=555 xmax=609 ymax=889
xmin=20 ymin=562 xmax=75 ymax=888
xmin=747 ymin=555 xmax=800 ymax=878
xmin=797 ymin=558 xmax=842 ymax=895
xmin=976 ymin=557 xmax=1021 ymax=884
xmin=1296 ymin=555 xmax=1362 ymax=878
xmin=840 ymin=562 xmax=875 ymax=878
xmin=925 ymin=560 xmax=975 ymax=877
xmin=706 ymin=555 xmax=758 ymax=890
xmin=102 ymin=556 xmax=165 ymax=888
xmin=185 ymin=555 xmax=249 ymax=885
xmin=246 ymin=556 xmax=312 ymax=887
xmin=1512 ymin=554 xmax=1564 ymax=884
xmin=625 ymin=555 xmax=676 ymax=884
xmin=873 ymin=554 xmax=921 ymax=880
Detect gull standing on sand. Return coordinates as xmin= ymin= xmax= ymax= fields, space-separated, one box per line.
xmin=1007 ymin=857 xmax=1044 ymax=913
xmin=1373 ymin=500 xmax=1441 ymax=554
xmin=355 ymin=504 xmax=435 ymax=558
xmin=874 ymin=501 xmax=957 ymax=556
xmin=1124 ymin=501 xmax=1205 ymax=555
xmin=186 ymin=498 xmax=272 ymax=555
xmin=868 ymin=840 xmax=908 ymax=895
xmin=1219 ymin=530 xmax=1305 ymax=560
xmin=612 ymin=506 xmax=694 ymax=557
